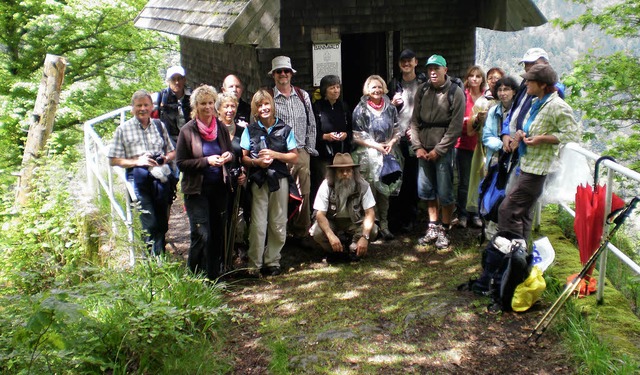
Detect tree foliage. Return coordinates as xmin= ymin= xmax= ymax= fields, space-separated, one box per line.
xmin=0 ymin=0 xmax=175 ymax=176
xmin=557 ymin=0 xmax=640 ymax=171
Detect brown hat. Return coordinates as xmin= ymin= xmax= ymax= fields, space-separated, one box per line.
xmin=521 ymin=64 xmax=558 ymax=86
xmin=328 ymin=153 xmax=359 ymax=168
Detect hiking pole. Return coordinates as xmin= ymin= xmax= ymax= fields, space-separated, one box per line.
xmin=224 ymin=179 xmax=242 ymax=272
xmin=527 ymin=196 xmax=639 ymax=343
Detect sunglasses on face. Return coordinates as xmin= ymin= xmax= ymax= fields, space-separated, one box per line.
xmin=275 ymin=69 xmax=292 ymax=75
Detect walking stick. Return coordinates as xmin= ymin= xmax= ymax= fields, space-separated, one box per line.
xmin=527 ymin=196 xmax=639 ymax=342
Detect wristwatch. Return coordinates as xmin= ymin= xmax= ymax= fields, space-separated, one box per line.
xmin=363 ymin=233 xmax=370 ymax=241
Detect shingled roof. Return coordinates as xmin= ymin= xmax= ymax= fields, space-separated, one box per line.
xmin=134 ymin=0 xmax=280 ymax=48
xmin=478 ymin=0 xmax=547 ymax=31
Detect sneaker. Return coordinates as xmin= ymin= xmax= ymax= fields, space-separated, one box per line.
xmin=418 ymin=223 xmax=441 ymax=245
xmin=471 ymin=216 xmax=483 ymax=228
xmin=435 ymin=229 xmax=450 ymax=249
xmin=457 ymin=216 xmax=468 ymax=228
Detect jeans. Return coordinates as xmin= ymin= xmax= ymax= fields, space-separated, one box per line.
xmin=417 ymin=148 xmax=454 ymax=205
xmin=133 ymin=177 xmax=171 ymax=256
xmin=184 ymin=182 xmax=229 ymax=279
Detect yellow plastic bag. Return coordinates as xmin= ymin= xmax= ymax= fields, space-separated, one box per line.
xmin=512 ymin=266 xmax=546 ymax=312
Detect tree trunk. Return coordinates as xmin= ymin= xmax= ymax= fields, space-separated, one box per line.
xmin=15 ymin=54 xmax=67 ymax=205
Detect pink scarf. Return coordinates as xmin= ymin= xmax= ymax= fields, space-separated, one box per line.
xmin=196 ymin=117 xmax=217 ymax=141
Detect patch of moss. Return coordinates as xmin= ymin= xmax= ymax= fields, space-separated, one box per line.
xmin=539 ymin=208 xmax=640 ymax=359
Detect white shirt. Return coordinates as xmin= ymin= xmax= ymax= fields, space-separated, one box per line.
xmin=313 ymin=179 xmax=376 ymax=218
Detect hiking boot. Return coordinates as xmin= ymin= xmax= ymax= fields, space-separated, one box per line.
xmin=418 ymin=223 xmax=441 ymax=245
xmin=435 ymin=229 xmax=450 ymax=249
xmin=379 ymin=228 xmax=395 ymax=241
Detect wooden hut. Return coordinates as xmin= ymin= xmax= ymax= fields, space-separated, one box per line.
xmin=135 ymin=0 xmax=546 ymax=106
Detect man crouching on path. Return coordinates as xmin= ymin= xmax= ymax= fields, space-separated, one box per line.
xmin=310 ymin=153 xmax=378 ymax=263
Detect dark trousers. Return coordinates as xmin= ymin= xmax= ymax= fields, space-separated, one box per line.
xmin=184 ymin=182 xmax=229 ymax=279
xmin=389 ymin=138 xmax=419 ymax=231
xmin=498 ymin=171 xmax=546 ymax=241
xmin=134 ymin=179 xmax=171 ymax=256
xmin=455 ymin=148 xmax=474 ymax=219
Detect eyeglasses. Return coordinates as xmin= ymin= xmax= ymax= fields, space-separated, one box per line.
xmin=274 ymin=69 xmax=292 ymax=75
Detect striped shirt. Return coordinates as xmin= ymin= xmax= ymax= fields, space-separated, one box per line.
xmin=108 ymin=117 xmax=174 ymax=159
xmin=272 ymin=86 xmax=317 ymax=155
xmin=520 ymin=92 xmax=581 ymax=175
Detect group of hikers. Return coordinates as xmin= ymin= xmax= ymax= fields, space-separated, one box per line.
xmin=108 ymin=47 xmax=580 ymax=279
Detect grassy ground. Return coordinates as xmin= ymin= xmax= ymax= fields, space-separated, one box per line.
xmin=215 ymin=208 xmax=635 ymax=374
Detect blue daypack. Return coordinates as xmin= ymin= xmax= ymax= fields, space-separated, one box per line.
xmin=478 ymin=151 xmax=518 ymax=223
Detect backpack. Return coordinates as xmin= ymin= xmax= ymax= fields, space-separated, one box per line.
xmin=463 ymin=231 xmax=531 ymax=312
xmin=478 ymin=150 xmax=518 ymax=243
xmin=415 ymin=76 xmax=464 ymax=121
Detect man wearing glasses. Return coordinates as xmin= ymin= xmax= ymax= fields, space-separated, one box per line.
xmin=268 ymin=56 xmax=318 ymax=242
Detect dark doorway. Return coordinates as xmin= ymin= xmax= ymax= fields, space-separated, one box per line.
xmin=341 ymin=32 xmax=388 ymax=110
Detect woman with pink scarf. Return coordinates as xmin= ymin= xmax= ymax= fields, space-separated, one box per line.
xmin=176 ymin=85 xmax=234 ymax=280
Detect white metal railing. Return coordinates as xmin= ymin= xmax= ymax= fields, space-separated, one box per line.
xmin=556 ymin=142 xmax=640 ymax=303
xmin=83 ymin=106 xmax=136 ymax=266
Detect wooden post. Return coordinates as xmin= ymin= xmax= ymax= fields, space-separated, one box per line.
xmin=15 ymin=54 xmax=67 ymax=205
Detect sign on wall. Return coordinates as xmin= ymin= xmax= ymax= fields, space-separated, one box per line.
xmin=312 ymin=42 xmax=342 ymax=87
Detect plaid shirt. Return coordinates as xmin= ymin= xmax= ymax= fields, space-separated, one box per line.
xmin=108 ymin=117 xmax=174 ymax=159
xmin=273 ymin=86 xmax=317 ymax=155
xmin=520 ymin=92 xmax=581 ymax=175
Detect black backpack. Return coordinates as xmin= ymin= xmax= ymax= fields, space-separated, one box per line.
xmin=464 ymin=231 xmax=532 ymax=312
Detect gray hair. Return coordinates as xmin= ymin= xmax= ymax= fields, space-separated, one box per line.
xmin=131 ymin=90 xmax=152 ymax=106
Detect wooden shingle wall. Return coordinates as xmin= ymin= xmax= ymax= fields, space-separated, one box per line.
xmin=180 ymin=0 xmax=478 ymax=100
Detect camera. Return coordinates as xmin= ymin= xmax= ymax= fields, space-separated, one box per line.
xmin=151 ymin=152 xmax=165 ymax=165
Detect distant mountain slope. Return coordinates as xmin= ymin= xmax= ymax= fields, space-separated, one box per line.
xmin=476 ymin=0 xmax=639 ymax=77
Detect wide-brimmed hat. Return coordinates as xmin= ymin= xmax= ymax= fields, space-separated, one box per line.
xmin=268 ymin=56 xmax=297 ymax=75
xmin=521 ymin=64 xmax=558 ymax=86
xmin=520 ymin=47 xmax=549 ymax=63
xmin=328 ymin=153 xmax=359 ymax=168
xmin=165 ymin=65 xmax=185 ymax=80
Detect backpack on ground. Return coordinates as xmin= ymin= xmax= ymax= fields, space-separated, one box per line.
xmin=461 ymin=231 xmax=532 ymax=312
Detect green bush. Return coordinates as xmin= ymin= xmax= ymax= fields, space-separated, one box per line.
xmin=0 ymin=155 xmax=233 ymax=374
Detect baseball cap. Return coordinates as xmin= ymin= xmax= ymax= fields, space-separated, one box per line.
xmin=521 ymin=64 xmax=558 ymax=85
xmin=165 ymin=66 xmax=186 ymax=80
xmin=399 ymin=49 xmax=416 ymax=60
xmin=520 ymin=48 xmax=549 ymax=64
xmin=425 ymin=54 xmax=447 ymax=67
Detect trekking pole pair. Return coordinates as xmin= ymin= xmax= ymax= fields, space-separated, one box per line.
xmin=527 ymin=196 xmax=639 ymax=342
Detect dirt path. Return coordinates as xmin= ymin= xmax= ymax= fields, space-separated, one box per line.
xmin=167 ymin=199 xmax=574 ymax=374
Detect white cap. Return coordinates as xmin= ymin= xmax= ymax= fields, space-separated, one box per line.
xmin=520 ymin=48 xmax=549 ymax=63
xmin=165 ymin=66 xmax=186 ymax=80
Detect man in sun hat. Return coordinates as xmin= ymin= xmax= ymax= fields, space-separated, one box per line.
xmin=268 ymin=56 xmax=318 ymax=242
xmin=310 ymin=153 xmax=377 ymax=262
xmin=409 ymin=54 xmax=465 ymax=249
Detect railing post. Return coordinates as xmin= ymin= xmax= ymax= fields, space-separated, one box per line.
xmin=596 ymin=166 xmax=616 ymax=304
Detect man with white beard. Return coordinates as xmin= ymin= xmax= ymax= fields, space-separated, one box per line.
xmin=310 ymin=153 xmax=377 ymax=262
